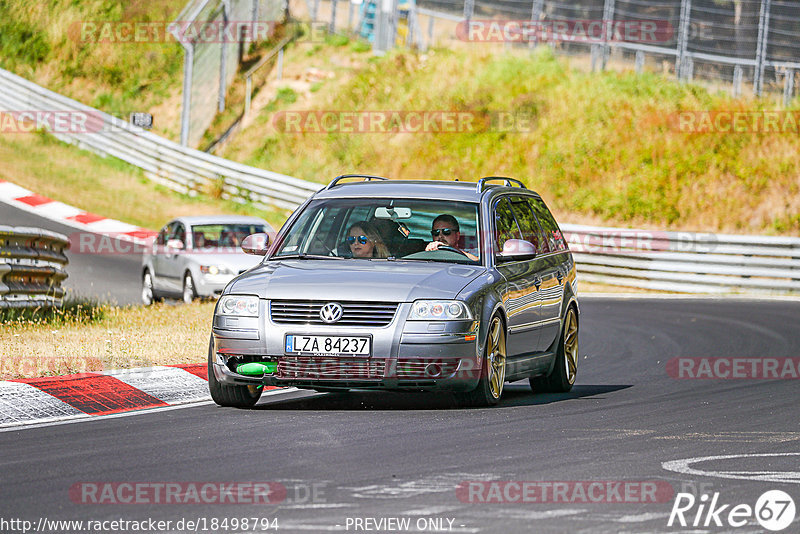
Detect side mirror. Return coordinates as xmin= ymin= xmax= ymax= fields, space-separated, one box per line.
xmin=496 ymin=239 xmax=536 ymax=262
xmin=166 ymin=238 xmax=184 ymax=251
xmin=241 ymin=233 xmax=270 ymax=256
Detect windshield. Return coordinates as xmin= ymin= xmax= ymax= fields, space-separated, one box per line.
xmin=190 ymin=224 xmax=269 ymax=249
xmin=272 ymin=198 xmax=482 ymax=264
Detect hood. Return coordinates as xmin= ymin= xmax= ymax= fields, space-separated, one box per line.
xmin=227 ymin=259 xmax=484 ymax=302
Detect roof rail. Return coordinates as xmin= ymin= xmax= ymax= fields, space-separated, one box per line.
xmin=476 ymin=176 xmax=526 ymax=193
xmin=324 ymin=174 xmax=389 ymax=190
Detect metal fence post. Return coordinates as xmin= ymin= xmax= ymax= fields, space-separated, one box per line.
xmin=601 ymin=0 xmax=615 ymax=69
xmin=427 ymin=15 xmax=434 ymax=48
xmin=754 ymin=0 xmax=772 ymax=96
xmin=218 ymin=0 xmax=231 ymax=113
xmin=676 ymin=0 xmax=691 ymax=81
xmin=463 ymin=0 xmax=474 ymax=26
xmin=245 ymin=76 xmax=252 ymax=116
xmin=179 ymin=44 xmax=194 ymax=147
xmin=348 ymin=0 xmax=354 ymax=30
xmin=733 ymin=65 xmax=743 ymax=97
xmin=390 ymin=0 xmax=399 ymax=48
xmin=330 ymin=0 xmax=338 ymax=32
xmin=277 ymin=47 xmax=284 ymax=80
xmin=784 ymin=69 xmax=795 ymax=107
xmin=529 ymin=0 xmax=543 ymax=49
xmin=635 ymin=50 xmax=644 ymax=73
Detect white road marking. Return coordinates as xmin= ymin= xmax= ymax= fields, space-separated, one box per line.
xmin=615 ymin=512 xmax=670 ymax=523
xmin=467 ymin=508 xmax=587 ymax=520
xmin=401 ymin=506 xmax=464 ymax=515
xmin=662 ymin=452 xmax=800 ymax=483
xmin=345 ymin=473 xmax=498 ymax=499
xmin=653 ymin=432 xmax=800 ymax=443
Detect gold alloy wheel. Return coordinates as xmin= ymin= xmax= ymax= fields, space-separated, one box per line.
xmin=487 ymin=316 xmax=507 ymax=399
xmin=563 ymin=308 xmax=578 ymax=385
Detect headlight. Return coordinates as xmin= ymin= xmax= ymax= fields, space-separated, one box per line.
xmin=200 ymin=265 xmax=233 ymax=275
xmin=408 ymin=300 xmax=472 ymax=320
xmin=217 ymin=295 xmax=259 ymax=316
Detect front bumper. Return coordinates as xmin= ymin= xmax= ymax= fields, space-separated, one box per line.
xmin=195 ymin=273 xmax=237 ymax=298
xmin=211 ymin=302 xmax=482 ymax=392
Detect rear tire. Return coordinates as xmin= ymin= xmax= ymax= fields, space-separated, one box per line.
xmin=456 ymin=315 xmax=506 ymax=407
xmin=530 ymin=306 xmax=578 ymax=393
xmin=207 ymin=336 xmax=262 ymax=408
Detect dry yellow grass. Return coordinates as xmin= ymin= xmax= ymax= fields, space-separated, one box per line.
xmin=0 ymin=301 xmax=213 ymax=379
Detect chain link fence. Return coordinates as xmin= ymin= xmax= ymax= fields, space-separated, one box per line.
xmin=340 ymin=0 xmax=799 ymax=104
xmin=174 ymin=0 xmax=286 ymax=147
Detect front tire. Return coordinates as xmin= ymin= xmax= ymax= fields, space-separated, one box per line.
xmin=182 ymin=271 xmax=197 ymax=303
xmin=456 ymin=315 xmax=506 ymax=407
xmin=531 ymin=306 xmax=578 ymax=393
xmin=142 ymin=270 xmax=160 ymax=306
xmin=207 ymin=336 xmax=262 ymax=408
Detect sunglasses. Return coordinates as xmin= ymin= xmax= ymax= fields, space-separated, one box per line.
xmin=346 ymin=235 xmax=370 ymax=245
xmin=431 ymin=228 xmax=456 ymax=237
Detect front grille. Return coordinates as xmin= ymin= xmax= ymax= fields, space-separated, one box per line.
xmin=270 ymin=300 xmax=398 ymax=327
xmin=396 ymin=359 xmax=459 ymax=379
xmin=277 ymin=357 xmax=385 ymax=380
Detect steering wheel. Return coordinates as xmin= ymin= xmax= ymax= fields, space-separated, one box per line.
xmin=434 ymin=245 xmax=469 ymax=257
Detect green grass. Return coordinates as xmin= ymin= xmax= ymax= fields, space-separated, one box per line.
xmin=219 ymin=44 xmax=800 ymax=235
xmin=0 ymin=0 xmax=186 ymax=137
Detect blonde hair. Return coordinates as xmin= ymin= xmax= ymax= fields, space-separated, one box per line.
xmin=348 ymin=221 xmax=390 ymax=258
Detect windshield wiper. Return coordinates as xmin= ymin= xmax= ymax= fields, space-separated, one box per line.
xmin=268 ymin=253 xmax=343 ymax=260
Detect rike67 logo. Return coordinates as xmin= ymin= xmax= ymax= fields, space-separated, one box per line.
xmin=668 ymin=490 xmax=796 ymax=531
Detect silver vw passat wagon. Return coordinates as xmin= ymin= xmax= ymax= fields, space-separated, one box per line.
xmin=208 ymin=176 xmax=579 ymax=407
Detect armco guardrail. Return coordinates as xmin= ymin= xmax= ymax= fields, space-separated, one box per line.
xmin=2 ymin=68 xmax=798 ymax=295
xmin=0 ymin=68 xmax=322 ymax=210
xmin=0 ymin=226 xmax=70 ymax=308
xmin=561 ymin=224 xmax=800 ymax=294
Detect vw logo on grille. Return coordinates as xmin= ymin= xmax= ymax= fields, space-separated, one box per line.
xmin=320 ymin=302 xmax=344 ymax=323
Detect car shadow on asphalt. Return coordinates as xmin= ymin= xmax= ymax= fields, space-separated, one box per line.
xmin=253 ymin=383 xmax=632 ymax=411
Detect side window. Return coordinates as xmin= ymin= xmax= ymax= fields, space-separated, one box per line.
xmin=156 ymin=225 xmax=170 ymax=246
xmin=510 ymin=196 xmax=547 ymax=254
xmin=493 ymin=197 xmax=522 ymax=254
xmin=171 ymin=223 xmax=187 ymax=246
xmin=530 ymin=197 xmax=567 ymax=252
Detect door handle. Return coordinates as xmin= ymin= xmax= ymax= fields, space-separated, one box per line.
xmin=556 ymin=269 xmax=564 ymax=284
xmin=533 ymin=276 xmax=542 ymax=289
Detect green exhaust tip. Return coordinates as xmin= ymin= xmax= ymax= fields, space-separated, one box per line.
xmin=236 ymin=362 xmax=277 ymax=376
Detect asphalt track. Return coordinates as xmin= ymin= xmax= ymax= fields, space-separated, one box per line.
xmin=0 ymin=201 xmax=143 ymax=305
xmin=2 ymin=297 xmax=799 ymax=533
